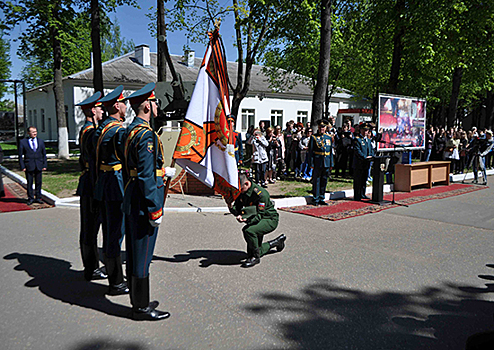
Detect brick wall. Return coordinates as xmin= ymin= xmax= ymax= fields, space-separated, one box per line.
xmin=168 ymin=169 xmax=215 ymax=195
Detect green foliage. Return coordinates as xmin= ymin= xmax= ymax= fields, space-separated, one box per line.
xmin=0 ymin=30 xmax=12 ymax=110
xmin=100 ymin=16 xmax=135 ymax=62
xmin=262 ymin=0 xmax=494 ymax=125
xmin=1 ymin=0 xmax=136 ymax=89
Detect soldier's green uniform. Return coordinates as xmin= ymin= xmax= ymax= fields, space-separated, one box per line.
xmin=230 ymin=182 xmax=279 ymax=258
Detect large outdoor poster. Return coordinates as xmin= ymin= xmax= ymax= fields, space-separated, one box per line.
xmin=378 ymin=94 xmax=426 ymax=151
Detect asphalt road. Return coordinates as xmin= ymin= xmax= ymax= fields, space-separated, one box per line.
xmin=1 ymin=178 xmax=494 ymax=349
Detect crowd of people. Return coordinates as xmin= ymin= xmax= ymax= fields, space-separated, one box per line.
xmin=239 ymin=118 xmax=377 ymax=187
xmin=237 ymin=120 xmax=494 ymax=190
xmin=425 ymin=125 xmax=494 ymax=177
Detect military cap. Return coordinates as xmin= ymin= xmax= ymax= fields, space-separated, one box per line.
xmin=317 ymin=119 xmax=329 ymax=127
xmin=127 ymin=83 xmax=156 ymax=106
xmin=76 ymin=91 xmax=102 ymax=109
xmin=99 ymin=85 xmax=126 ymax=107
xmin=241 ymin=206 xmax=257 ymax=221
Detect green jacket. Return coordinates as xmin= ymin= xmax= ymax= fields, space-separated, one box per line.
xmin=230 ymin=182 xmax=279 ymax=225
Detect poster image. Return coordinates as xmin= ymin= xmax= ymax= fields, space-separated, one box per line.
xmin=378 ymin=94 xmax=426 ymax=151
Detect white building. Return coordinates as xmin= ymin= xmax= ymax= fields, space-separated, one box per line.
xmin=25 ymin=44 xmax=368 ymax=142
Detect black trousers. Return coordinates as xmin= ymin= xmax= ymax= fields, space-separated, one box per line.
xmin=353 ymin=167 xmax=368 ymax=200
xmin=26 ymin=169 xmax=42 ymax=200
xmin=80 ymin=196 xmax=102 ymax=247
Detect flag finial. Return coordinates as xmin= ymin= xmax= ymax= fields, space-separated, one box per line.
xmin=214 ymin=18 xmax=221 ymax=30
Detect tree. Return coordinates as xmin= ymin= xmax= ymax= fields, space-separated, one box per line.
xmin=0 ymin=31 xmax=13 ymax=111
xmin=165 ymin=0 xmax=280 ymax=117
xmin=311 ymin=0 xmax=332 ymax=124
xmin=1 ymin=0 xmax=78 ymax=159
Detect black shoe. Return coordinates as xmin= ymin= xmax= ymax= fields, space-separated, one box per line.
xmin=91 ymin=267 xmax=108 ymax=280
xmin=131 ymin=276 xmax=169 ymax=321
xmin=361 ymin=195 xmax=369 ymax=199
xmin=242 ymin=256 xmax=260 ymax=268
xmin=132 ymin=305 xmax=170 ymax=321
xmin=318 ymin=201 xmax=328 ymax=206
xmin=108 ymin=282 xmax=129 ymax=295
xmin=269 ymin=234 xmax=287 ymax=252
xmin=242 ymin=248 xmax=260 ymax=268
xmin=26 ymin=199 xmax=34 ymax=205
xmin=34 ymin=199 xmax=43 ymax=204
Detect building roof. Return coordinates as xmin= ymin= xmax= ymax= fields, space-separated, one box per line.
xmin=29 ymin=48 xmax=354 ymax=101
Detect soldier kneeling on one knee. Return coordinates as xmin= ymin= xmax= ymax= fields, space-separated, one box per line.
xmin=227 ymin=171 xmax=286 ymax=268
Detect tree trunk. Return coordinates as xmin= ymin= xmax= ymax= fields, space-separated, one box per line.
xmin=157 ymin=0 xmax=166 ymax=82
xmin=484 ymin=90 xmax=494 ymax=129
xmin=51 ymin=23 xmax=69 ymax=159
xmin=91 ymin=0 xmax=104 ymax=94
xmin=388 ymin=0 xmax=405 ymax=94
xmin=311 ymin=0 xmax=332 ymax=126
xmin=447 ymin=67 xmax=463 ymax=128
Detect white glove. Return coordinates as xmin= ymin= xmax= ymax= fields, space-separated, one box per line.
xmin=149 ymin=216 xmax=162 ymax=227
xmin=165 ymin=167 xmax=176 ymax=178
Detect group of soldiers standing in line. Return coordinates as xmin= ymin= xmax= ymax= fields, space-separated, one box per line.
xmin=76 ymin=83 xmax=176 ymax=321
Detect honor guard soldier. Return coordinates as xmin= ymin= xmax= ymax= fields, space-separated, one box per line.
xmin=75 ymin=92 xmax=107 ymax=281
xmin=123 ymin=83 xmax=176 ymax=320
xmin=308 ymin=119 xmax=334 ymax=205
xmin=353 ymin=123 xmax=374 ymax=201
xmin=94 ymin=85 xmax=129 ymax=295
xmin=228 ymin=171 xmax=285 ymax=268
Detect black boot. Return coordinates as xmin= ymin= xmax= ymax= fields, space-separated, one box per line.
xmin=81 ymin=244 xmax=107 ymax=281
xmin=268 ymin=234 xmax=287 ymax=252
xmin=131 ymin=276 xmax=170 ymax=321
xmin=106 ymin=255 xmax=129 ymax=295
xmin=242 ymin=248 xmax=260 ymax=268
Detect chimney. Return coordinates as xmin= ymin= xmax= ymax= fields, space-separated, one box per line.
xmin=135 ymin=44 xmax=150 ymax=66
xmin=185 ymin=50 xmax=195 ymax=68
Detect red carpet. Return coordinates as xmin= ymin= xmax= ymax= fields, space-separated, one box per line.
xmin=279 ymin=183 xmax=487 ymax=221
xmin=0 ymin=182 xmax=53 ymax=213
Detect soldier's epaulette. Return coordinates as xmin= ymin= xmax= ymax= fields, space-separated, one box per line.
xmin=254 ymin=187 xmax=262 ymax=196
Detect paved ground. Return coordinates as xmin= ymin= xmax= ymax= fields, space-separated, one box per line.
xmin=1 ymin=177 xmax=494 ymax=349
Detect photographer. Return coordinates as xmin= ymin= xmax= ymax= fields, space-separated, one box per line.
xmin=467 ymin=130 xmax=493 ymax=185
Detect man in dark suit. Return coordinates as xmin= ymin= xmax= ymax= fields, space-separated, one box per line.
xmin=19 ymin=126 xmax=47 ymax=205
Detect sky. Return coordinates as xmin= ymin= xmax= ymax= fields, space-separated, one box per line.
xmin=4 ymin=0 xmax=238 ymax=87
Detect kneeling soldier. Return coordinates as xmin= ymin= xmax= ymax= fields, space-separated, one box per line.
xmin=228 ymin=171 xmax=286 ymax=268
xmin=123 ymin=83 xmax=176 ymax=320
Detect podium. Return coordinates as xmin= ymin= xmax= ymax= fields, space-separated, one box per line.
xmin=371 ymin=156 xmax=390 ymax=203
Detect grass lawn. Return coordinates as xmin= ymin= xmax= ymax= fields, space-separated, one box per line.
xmin=0 ymin=141 xmax=78 ymax=157
xmin=264 ymin=175 xmax=354 ymax=198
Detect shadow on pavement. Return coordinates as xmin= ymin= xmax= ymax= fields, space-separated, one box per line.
xmin=4 ymin=252 xmax=131 ymax=319
xmin=70 ymin=339 xmax=147 ymax=350
xmin=244 ymin=278 xmax=494 ymax=349
xmin=156 ymin=249 xmax=248 ymax=268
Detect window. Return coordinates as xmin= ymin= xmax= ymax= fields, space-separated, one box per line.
xmin=33 ymin=110 xmax=37 ymax=128
xmin=41 ymin=109 xmax=45 ymax=132
xmin=241 ymin=109 xmax=255 ymax=131
xmin=270 ymin=110 xmax=283 ymax=128
xmin=297 ymin=111 xmax=308 ymax=125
